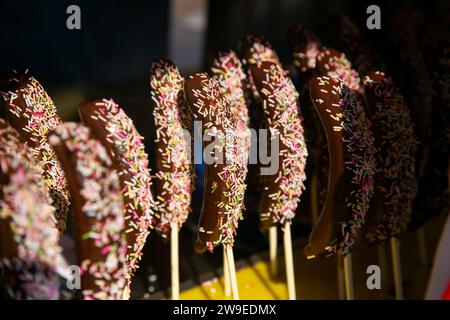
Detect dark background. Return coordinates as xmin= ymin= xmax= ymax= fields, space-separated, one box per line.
xmin=0 ymin=0 xmax=447 ymax=299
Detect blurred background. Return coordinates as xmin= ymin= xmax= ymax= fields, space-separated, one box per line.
xmin=0 ymin=0 xmax=448 ymax=299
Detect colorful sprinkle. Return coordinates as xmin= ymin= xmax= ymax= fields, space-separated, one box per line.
xmin=242 ymin=36 xmax=308 ymax=229
xmin=0 ymin=119 xmax=66 ymax=299
xmin=0 ymin=73 xmax=70 ymax=232
xmin=50 ymin=123 xmax=127 ymax=300
xmin=149 ymin=59 xmax=194 ymax=238
xmin=363 ymin=72 xmax=418 ymax=244
xmin=185 ymin=73 xmax=247 ymax=251
xmin=80 ymin=99 xmax=154 ymax=284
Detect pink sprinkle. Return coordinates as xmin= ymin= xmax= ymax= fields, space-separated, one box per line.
xmin=101 ymin=245 xmax=111 ymax=255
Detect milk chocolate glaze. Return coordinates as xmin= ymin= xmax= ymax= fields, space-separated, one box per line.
xmin=305 ymin=76 xmax=375 ymax=257
xmin=50 ymin=123 xmax=127 ymax=300
xmin=184 ymin=73 xmax=242 ymax=253
xmin=79 ymin=99 xmax=153 ymax=280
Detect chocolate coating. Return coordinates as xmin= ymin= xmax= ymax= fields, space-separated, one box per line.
xmin=79 ymin=99 xmax=153 ymax=282
xmin=362 ymin=71 xmax=417 ymax=244
xmin=0 ymin=73 xmax=70 ymax=232
xmin=149 ymin=58 xmax=194 ymax=238
xmin=241 ymin=35 xmax=307 ymax=230
xmin=0 ymin=119 xmax=65 ymax=299
xmin=306 ymin=76 xmax=375 ymax=257
xmin=185 ymin=73 xmax=243 ymax=253
xmin=316 ymin=48 xmax=361 ymax=93
xmin=247 ymin=60 xmax=307 ymax=230
xmin=50 ymin=123 xmax=127 ymax=300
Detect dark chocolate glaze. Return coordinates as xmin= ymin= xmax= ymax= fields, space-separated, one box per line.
xmin=362 ymin=71 xmax=390 ymax=242
xmin=362 ymin=71 xmax=417 ymax=244
xmin=249 ymin=60 xmax=284 ymax=230
xmin=305 ymin=75 xmax=375 ymax=257
xmin=306 ymin=76 xmax=349 ymax=257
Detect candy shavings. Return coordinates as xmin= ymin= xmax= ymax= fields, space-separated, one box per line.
xmin=149 ymin=59 xmax=194 ymax=237
xmin=51 ymin=123 xmax=127 ymax=300
xmin=0 ymin=73 xmax=70 ymax=232
xmin=0 ymin=119 xmax=67 ymax=299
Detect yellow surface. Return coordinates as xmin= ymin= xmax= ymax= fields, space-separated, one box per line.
xmin=180 ymin=260 xmax=289 ymax=300
xmin=178 ymin=215 xmax=444 ymax=300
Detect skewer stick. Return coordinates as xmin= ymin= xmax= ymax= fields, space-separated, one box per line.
xmin=343 ymin=252 xmax=355 ymax=300
xmin=224 ymin=244 xmax=239 ymax=300
xmin=377 ymin=242 xmax=390 ymax=288
xmin=283 ymin=223 xmax=296 ymax=300
xmin=171 ymin=223 xmax=180 ymax=300
xmin=122 ymin=286 xmax=130 ymax=300
xmin=337 ymin=253 xmax=346 ymax=300
xmin=390 ymin=237 xmax=404 ymax=300
xmin=223 ymin=245 xmax=231 ymax=296
xmin=269 ymin=226 xmax=278 ymax=277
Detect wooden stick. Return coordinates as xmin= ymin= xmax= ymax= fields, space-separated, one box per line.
xmin=337 ymin=252 xmax=346 ymax=300
xmin=269 ymin=226 xmax=278 ymax=277
xmin=377 ymin=242 xmax=390 ymax=288
xmin=122 ymin=286 xmax=130 ymax=300
xmin=390 ymin=237 xmax=404 ymax=300
xmin=343 ymin=252 xmax=355 ymax=300
xmin=171 ymin=223 xmax=179 ymax=300
xmin=283 ymin=223 xmax=296 ymax=300
xmin=224 ymin=244 xmax=239 ymax=300
xmin=417 ymin=227 xmax=428 ymax=266
xmin=223 ymin=245 xmax=231 ymax=296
